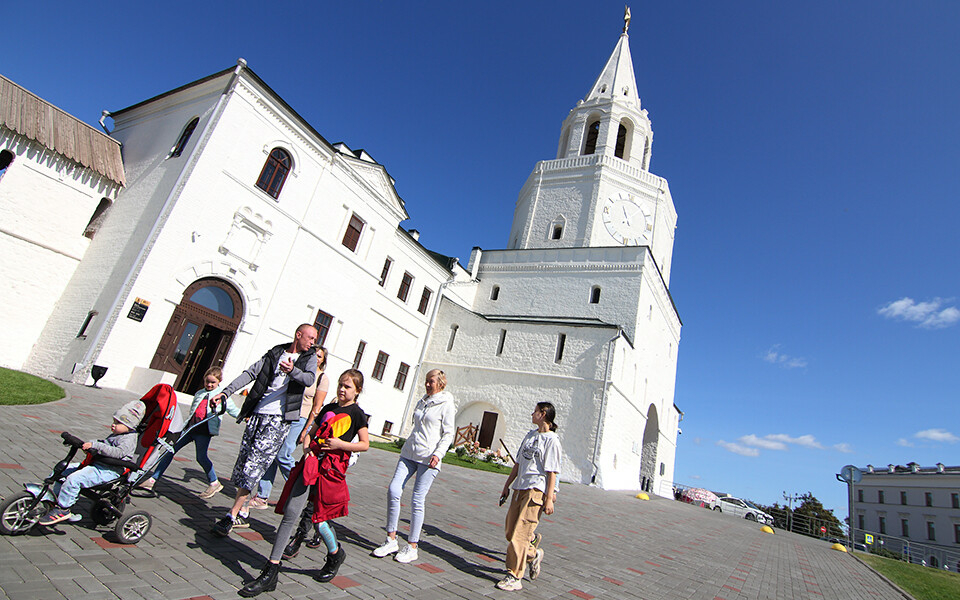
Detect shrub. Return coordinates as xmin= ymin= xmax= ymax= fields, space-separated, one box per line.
xmin=392 ymin=437 xmax=406 ymax=449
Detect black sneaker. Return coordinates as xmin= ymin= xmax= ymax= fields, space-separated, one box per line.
xmin=305 ymin=531 xmax=323 ymax=549
xmin=315 ymin=544 xmax=346 ymax=582
xmin=211 ymin=515 xmax=234 ymax=537
xmin=232 ymin=514 xmax=250 ymax=529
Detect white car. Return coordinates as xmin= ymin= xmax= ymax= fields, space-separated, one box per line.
xmin=712 ymin=496 xmax=774 ymax=525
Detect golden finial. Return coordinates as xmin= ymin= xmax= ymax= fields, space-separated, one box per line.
xmin=623 ymin=5 xmax=631 ymax=34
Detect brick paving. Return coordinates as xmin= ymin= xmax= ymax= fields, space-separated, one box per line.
xmin=0 ymin=382 xmax=911 ymax=600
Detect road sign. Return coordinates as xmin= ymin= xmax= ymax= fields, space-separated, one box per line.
xmin=820 ymin=526 xmax=826 ymax=534
xmin=865 ymin=534 xmax=874 ymax=545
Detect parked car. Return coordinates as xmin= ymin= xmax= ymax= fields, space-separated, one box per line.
xmin=711 ymin=496 xmax=774 ymax=525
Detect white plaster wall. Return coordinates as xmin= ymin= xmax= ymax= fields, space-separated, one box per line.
xmin=0 ymin=130 xmax=120 ymax=370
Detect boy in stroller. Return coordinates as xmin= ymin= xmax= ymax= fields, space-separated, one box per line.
xmin=39 ymin=400 xmax=146 ymax=525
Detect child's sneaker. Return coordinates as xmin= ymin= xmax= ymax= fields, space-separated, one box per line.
xmin=496 ymin=574 xmax=523 ymax=591
xmin=528 ymin=548 xmax=544 ymax=580
xmin=139 ymin=477 xmax=156 ymax=491
xmin=247 ymin=496 xmax=270 ymax=510
xmin=372 ymin=536 xmax=399 ymax=557
xmin=232 ymin=514 xmax=250 ymax=529
xmin=395 ymin=544 xmax=418 ymax=563
xmin=199 ymin=480 xmax=223 ymax=499
xmin=39 ymin=507 xmax=74 ymax=526
xmin=211 ymin=515 xmax=234 ymax=537
xmin=530 ymin=532 xmax=542 ymax=549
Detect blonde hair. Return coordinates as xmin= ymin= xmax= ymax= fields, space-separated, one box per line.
xmin=426 ymin=369 xmax=446 ymax=390
xmin=204 ymin=366 xmax=223 ymax=382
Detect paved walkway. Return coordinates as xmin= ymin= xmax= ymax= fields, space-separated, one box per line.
xmin=0 ymin=382 xmax=910 ymax=600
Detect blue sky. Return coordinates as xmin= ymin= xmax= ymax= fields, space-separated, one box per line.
xmin=5 ymin=1 xmax=958 ymax=517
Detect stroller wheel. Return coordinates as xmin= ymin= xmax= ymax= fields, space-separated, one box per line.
xmin=114 ymin=510 xmax=151 ymax=544
xmin=0 ymin=491 xmax=44 ymax=535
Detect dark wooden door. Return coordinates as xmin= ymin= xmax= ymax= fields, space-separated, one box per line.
xmin=478 ymin=411 xmax=498 ymax=449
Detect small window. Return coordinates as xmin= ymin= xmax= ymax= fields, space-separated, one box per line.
xmin=447 ymin=325 xmax=458 ymax=352
xmin=83 ymin=198 xmax=113 ymax=239
xmin=551 ymin=224 xmax=563 ymax=240
xmin=878 ymin=490 xmax=884 ymax=504
xmin=952 ymin=493 xmax=959 ymax=509
xmin=76 ymin=310 xmax=98 ymax=338
xmin=170 ymin=117 xmax=199 ymax=158
xmin=879 ymin=516 xmax=886 ymax=534
xmin=926 ymin=521 xmax=935 ymax=541
xmin=0 ymin=149 xmax=14 ymax=180
xmin=660 ymin=463 xmax=665 ymax=476
xmin=352 ymin=341 xmax=366 ymax=369
xmin=397 ymin=272 xmax=413 ymax=302
xmin=394 ymin=362 xmax=410 ymax=390
xmin=900 ymin=491 xmax=907 ymax=505
xmin=857 ymin=515 xmax=864 ymax=530
xmin=342 ymin=214 xmax=364 ymax=252
xmin=590 ymin=286 xmax=601 ymax=304
xmin=496 ymin=329 xmax=506 ymax=356
xmin=372 ymin=351 xmax=389 ymax=381
xmin=379 ymin=258 xmax=393 ymax=287
xmin=901 ymin=519 xmax=909 ymax=538
xmin=615 ymin=123 xmax=628 ymax=159
xmin=313 ymin=310 xmax=333 ymax=346
xmin=490 ymin=285 xmax=500 ymax=301
xmin=382 ymin=421 xmax=393 ymax=436
xmin=555 ymin=333 xmax=566 ymax=363
xmin=583 ymin=121 xmax=600 ymax=155
xmin=925 ymin=492 xmax=933 ymax=507
xmin=418 ymin=288 xmax=432 ymax=315
xmin=857 ymin=489 xmax=863 ymax=503
xmin=954 ymin=523 xmax=960 ymax=543
xmin=255 ymin=148 xmax=291 ymax=199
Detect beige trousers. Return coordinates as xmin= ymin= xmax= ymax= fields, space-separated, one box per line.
xmin=504 ymin=488 xmax=544 ymax=578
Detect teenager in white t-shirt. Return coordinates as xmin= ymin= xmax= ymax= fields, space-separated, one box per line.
xmin=496 ymin=402 xmax=561 ymax=591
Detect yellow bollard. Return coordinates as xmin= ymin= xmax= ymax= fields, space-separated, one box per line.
xmin=635 ymin=492 xmax=649 ymax=500
xmin=761 ymin=525 xmax=774 ymax=534
xmin=831 ymin=543 xmax=848 ymax=552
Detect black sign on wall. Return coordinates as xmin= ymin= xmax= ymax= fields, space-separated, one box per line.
xmin=127 ymin=298 xmax=150 ymax=322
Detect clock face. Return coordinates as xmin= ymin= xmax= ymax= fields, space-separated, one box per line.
xmin=601 ymin=194 xmax=651 ymax=246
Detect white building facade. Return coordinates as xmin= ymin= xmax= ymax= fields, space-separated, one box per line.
xmin=420 ymin=27 xmax=683 ymax=493
xmin=18 ymin=62 xmax=470 ymax=437
xmin=852 ymin=463 xmax=960 ymax=570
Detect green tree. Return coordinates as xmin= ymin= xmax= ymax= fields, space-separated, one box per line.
xmin=751 ymin=492 xmax=844 ymax=538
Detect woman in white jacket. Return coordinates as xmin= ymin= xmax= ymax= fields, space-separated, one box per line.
xmin=372 ymin=369 xmax=455 ymax=564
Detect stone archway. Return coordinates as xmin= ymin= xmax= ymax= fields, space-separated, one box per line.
xmin=456 ymin=401 xmax=502 ymax=451
xmin=150 ymin=278 xmax=243 ymax=393
xmin=640 ymin=404 xmax=659 ymax=492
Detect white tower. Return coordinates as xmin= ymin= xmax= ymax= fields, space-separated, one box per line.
xmin=508 ymin=16 xmax=677 ymax=282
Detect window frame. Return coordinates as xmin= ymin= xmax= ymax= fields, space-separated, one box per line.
xmin=255 ymin=147 xmax=292 ymax=199
xmin=394 ymin=362 xmax=410 ymax=390
xmin=313 ymin=310 xmax=333 ymax=346
xmin=379 ymin=257 xmax=393 ymax=287
xmin=170 ymin=117 xmax=199 ymax=158
xmin=372 ymin=351 xmax=389 ymax=381
xmin=417 ymin=287 xmax=433 ymax=315
xmin=397 ymin=272 xmax=413 ymax=302
xmin=352 ymin=340 xmax=366 ymax=369
xmin=342 ymin=213 xmax=365 ymax=252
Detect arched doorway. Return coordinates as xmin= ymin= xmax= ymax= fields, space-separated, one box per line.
xmin=150 ymin=278 xmax=243 ymax=393
xmin=640 ymin=405 xmax=659 ymax=492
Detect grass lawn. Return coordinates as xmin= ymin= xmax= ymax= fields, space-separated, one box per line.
xmin=368 ymin=440 xmax=512 ymax=475
xmin=859 ymin=553 xmax=960 ymax=600
xmin=0 ymin=367 xmax=65 ymax=405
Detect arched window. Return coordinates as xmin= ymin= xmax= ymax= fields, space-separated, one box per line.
xmin=256 ymin=148 xmax=291 ymax=199
xmin=447 ymin=325 xmax=459 ymax=352
xmin=0 ymin=149 xmax=13 ymax=181
xmin=583 ymin=121 xmax=600 ymax=155
xmin=170 ymin=117 xmax=199 ymax=158
xmin=490 ymin=285 xmax=500 ymax=301
xmin=615 ymin=124 xmax=628 ymax=159
xmin=83 ymin=198 xmax=113 ymax=239
xmin=590 ymin=286 xmax=601 ymax=304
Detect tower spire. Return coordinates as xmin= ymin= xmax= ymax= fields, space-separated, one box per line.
xmin=623 ymin=5 xmax=631 ymax=34
xmin=583 ymin=13 xmax=641 ymax=111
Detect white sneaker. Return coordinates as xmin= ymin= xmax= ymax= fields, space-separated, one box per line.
xmin=394 ymin=544 xmax=418 ymax=563
xmin=372 ymin=536 xmax=399 ymax=557
xmin=528 ymin=548 xmax=544 ymax=580
xmin=496 ymin=574 xmax=523 ymax=591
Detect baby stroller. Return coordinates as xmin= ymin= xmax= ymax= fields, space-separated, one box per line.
xmin=0 ymin=383 xmax=213 ymax=544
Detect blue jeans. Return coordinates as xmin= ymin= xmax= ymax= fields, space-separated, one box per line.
xmin=54 ymin=462 xmax=122 ymax=508
xmin=257 ymin=417 xmax=307 ymax=499
xmin=151 ymin=429 xmax=217 ymax=483
xmin=386 ymin=456 xmax=439 ymax=543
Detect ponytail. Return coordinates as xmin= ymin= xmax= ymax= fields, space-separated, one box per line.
xmin=536 ymin=401 xmax=559 ymax=432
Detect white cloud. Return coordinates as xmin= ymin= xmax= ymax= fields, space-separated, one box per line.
xmin=878 ymin=297 xmax=960 ymax=329
xmin=717 ymin=440 xmax=760 ymax=457
xmin=690 ymin=475 xmax=702 ymax=480
xmin=833 ymin=443 xmax=854 ymax=454
xmin=765 ymin=433 xmax=824 ymax=449
xmin=915 ymin=428 xmax=959 ymax=443
xmin=896 ymin=438 xmax=914 ymax=447
xmin=739 ymin=434 xmax=787 ymax=450
xmin=763 ymin=345 xmax=808 ymax=368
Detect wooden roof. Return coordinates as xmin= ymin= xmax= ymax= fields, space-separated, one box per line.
xmin=0 ymin=74 xmax=125 ymax=186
